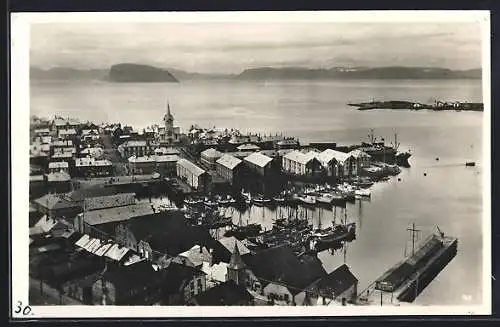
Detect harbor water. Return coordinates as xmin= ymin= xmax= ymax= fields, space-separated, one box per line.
xmin=31 ymin=78 xmax=484 ymax=305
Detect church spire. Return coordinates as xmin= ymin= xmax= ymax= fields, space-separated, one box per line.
xmin=229 ymin=241 xmax=246 ymax=270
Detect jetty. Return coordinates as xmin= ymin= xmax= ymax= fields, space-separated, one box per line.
xmin=348 ymin=100 xmax=484 ymax=112
xmin=355 ymin=225 xmax=458 ymax=306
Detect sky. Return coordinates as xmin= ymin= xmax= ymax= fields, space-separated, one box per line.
xmin=30 ymin=22 xmax=483 ymax=74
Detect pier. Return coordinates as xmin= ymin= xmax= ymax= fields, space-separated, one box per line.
xmin=355 ymin=226 xmax=458 ymax=306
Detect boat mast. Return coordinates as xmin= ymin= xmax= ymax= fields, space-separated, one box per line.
xmin=368 ymin=129 xmax=375 ymax=144
xmin=407 ymin=223 xmax=420 ymax=256
xmin=318 ymin=207 xmax=322 ymax=230
xmin=343 ymin=205 xmax=348 ymax=225
xmin=394 ymin=133 xmax=400 ymax=152
xmin=333 ymin=205 xmax=336 ymax=226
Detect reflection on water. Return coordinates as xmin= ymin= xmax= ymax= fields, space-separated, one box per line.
xmin=35 ymin=79 xmax=483 ymax=305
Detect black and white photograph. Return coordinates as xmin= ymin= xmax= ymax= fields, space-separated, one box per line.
xmin=11 ymin=11 xmax=491 ymax=317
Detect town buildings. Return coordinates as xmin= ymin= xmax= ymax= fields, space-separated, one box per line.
xmin=176 ymin=158 xmax=209 ymax=191
xmin=128 ymin=155 xmax=179 ymax=176
xmin=200 ymin=148 xmax=223 ymax=170
xmin=305 ymin=264 xmax=358 ymax=305
xmin=282 ymin=150 xmax=324 ymax=177
xmin=159 ymin=102 xmax=181 ymax=146
xmin=215 ymin=154 xmax=243 ymax=186
xmin=74 ymin=157 xmax=113 ymax=177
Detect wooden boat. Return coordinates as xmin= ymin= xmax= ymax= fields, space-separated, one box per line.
xmin=184 ymin=197 xmax=202 ymax=206
xmin=355 ymin=188 xmax=371 ymax=198
xmin=298 ymin=195 xmax=316 ymax=206
xmin=218 ymin=195 xmax=235 ymax=206
xmin=253 ymin=196 xmax=272 ymax=206
xmin=224 ymin=223 xmax=262 ymax=240
xmin=203 ymin=198 xmax=218 ymax=207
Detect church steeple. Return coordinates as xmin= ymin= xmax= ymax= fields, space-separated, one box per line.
xmin=227 ymin=241 xmax=247 ymax=286
xmin=165 ymin=99 xmax=173 ymax=123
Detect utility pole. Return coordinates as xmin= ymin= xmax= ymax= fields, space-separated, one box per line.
xmin=407 ymin=223 xmax=420 ymax=256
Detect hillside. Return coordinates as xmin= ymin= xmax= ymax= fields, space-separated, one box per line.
xmin=108 ymin=63 xmax=179 ymax=83
xmin=30 ymin=67 xmax=108 ymax=81
xmin=167 ymin=68 xmax=234 ymax=80
xmin=234 ymin=67 xmax=482 ymax=80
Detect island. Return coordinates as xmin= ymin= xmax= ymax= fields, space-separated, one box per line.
xmin=348 ymin=100 xmax=484 ymax=112
xmin=108 ymin=63 xmax=179 ymax=83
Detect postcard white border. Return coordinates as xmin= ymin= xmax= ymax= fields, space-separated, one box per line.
xmin=11 ymin=10 xmax=491 ymax=318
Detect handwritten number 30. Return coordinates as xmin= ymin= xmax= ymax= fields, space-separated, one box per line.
xmin=14 ymin=301 xmax=32 ymax=315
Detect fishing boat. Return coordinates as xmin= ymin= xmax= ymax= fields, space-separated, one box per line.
xmin=310 ymin=205 xmax=356 ymax=250
xmin=218 ymin=195 xmax=236 ymax=206
xmin=351 ymin=176 xmax=374 ymax=188
xmin=314 ymin=223 xmax=356 ymax=247
xmin=355 ymin=188 xmax=371 ymax=198
xmin=241 ymin=191 xmax=252 ymax=205
xmin=336 ymin=184 xmax=356 ymax=202
xmin=225 ymin=223 xmax=262 ymax=240
xmin=317 ymin=191 xmax=346 ymax=205
xmin=298 ymin=195 xmax=316 ymax=206
xmin=273 ymin=195 xmax=286 ymax=203
xmin=253 ymin=195 xmax=272 ymax=206
xmin=203 ymin=197 xmax=218 ymax=207
xmin=184 ymin=197 xmax=202 ymax=206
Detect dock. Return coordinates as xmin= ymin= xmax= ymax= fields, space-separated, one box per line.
xmin=355 ymin=228 xmax=458 ymax=306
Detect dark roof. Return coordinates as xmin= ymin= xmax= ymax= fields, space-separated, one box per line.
xmin=102 ymin=260 xmax=162 ymax=290
xmin=33 ymin=194 xmax=79 ymax=211
xmin=192 ymin=280 xmax=254 ymax=306
xmin=125 ymin=211 xmax=229 ymax=259
xmin=67 ymin=186 xmax=129 ymax=202
xmin=163 ymin=262 xmax=206 ymax=294
xmin=83 ymin=193 xmax=136 ymax=211
xmin=244 ymin=245 xmax=326 ymax=295
xmin=307 ymin=264 xmax=358 ymax=298
xmin=37 ymin=252 xmax=103 ymax=286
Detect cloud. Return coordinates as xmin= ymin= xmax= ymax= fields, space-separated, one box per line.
xmin=29 ymin=22 xmax=483 ymax=73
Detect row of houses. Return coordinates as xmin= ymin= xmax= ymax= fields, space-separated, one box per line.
xmin=30 ymin=204 xmax=358 ymax=306
xmin=282 ymin=148 xmax=371 ymax=178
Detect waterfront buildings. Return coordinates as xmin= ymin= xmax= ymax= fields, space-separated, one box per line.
xmin=215 ymin=154 xmax=243 ymax=186
xmin=176 ymin=158 xmax=208 ymax=191
xmin=282 ymin=150 xmax=324 ymax=177
xmin=243 ymin=152 xmax=273 ymax=177
xmin=318 ymin=149 xmax=357 ymax=178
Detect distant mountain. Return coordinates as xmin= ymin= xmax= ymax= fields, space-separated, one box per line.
xmin=108 ymin=63 xmax=179 ymax=83
xmin=167 ymin=68 xmax=234 ymax=80
xmin=234 ymin=66 xmax=482 ymax=80
xmin=30 ymin=67 xmax=108 ymax=81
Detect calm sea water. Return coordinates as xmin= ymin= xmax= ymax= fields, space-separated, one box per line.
xmin=31 ymin=79 xmax=484 ymax=306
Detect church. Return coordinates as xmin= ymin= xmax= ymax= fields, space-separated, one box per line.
xmin=158 ymin=101 xmax=181 ymax=146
